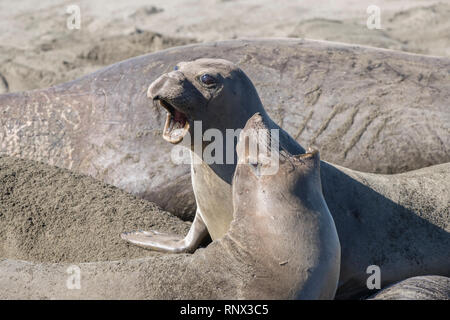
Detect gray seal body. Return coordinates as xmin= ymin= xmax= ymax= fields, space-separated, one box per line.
xmin=369 ymin=276 xmax=450 ymax=300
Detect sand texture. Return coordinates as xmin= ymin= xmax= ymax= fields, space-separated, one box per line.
xmin=1 ymin=1 xmax=449 ymax=94
xmin=0 ymin=155 xmax=190 ymax=263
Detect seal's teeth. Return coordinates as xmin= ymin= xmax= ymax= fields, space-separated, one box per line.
xmin=174 ymin=121 xmax=183 ymax=130
xmin=161 ymin=103 xmax=189 ymax=144
xmin=163 ymin=121 xmax=190 ymax=144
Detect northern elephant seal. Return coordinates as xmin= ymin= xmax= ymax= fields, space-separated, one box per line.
xmin=369 ymin=276 xmax=450 ymax=300
xmin=1 ymin=39 xmax=449 ymax=220
xmin=123 ymin=58 xmax=449 ymax=299
xmin=230 ymin=113 xmax=340 ymax=299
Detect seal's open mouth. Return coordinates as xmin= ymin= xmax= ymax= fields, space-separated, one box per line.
xmin=158 ymin=99 xmax=190 ymax=144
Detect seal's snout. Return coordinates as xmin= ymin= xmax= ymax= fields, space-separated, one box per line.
xmin=147 ymin=73 xmax=190 ymax=145
xmin=236 ymin=112 xmax=282 ymax=177
xmin=147 ymin=86 xmax=155 ymax=99
xmin=147 ymin=74 xmax=168 ymax=99
xmin=147 ymin=71 xmax=185 ymax=100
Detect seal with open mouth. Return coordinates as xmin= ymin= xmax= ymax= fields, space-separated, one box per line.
xmin=121 ymin=58 xmax=305 ymax=251
xmin=121 ymin=58 xmax=450 ymax=299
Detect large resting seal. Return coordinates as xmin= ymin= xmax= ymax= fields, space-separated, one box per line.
xmin=1 ymin=39 xmax=449 ymax=221
xmin=122 ymin=58 xmax=449 ymax=299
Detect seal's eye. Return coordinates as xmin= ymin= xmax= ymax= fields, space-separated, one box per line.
xmin=174 ymin=65 xmax=179 ymax=71
xmin=200 ymin=74 xmax=216 ymax=85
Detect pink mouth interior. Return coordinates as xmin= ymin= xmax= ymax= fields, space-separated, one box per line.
xmin=159 ymin=99 xmax=190 ymax=144
xmin=174 ymin=110 xmax=187 ymax=126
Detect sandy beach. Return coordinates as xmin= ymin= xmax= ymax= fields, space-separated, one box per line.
xmin=0 ymin=0 xmax=449 ymax=93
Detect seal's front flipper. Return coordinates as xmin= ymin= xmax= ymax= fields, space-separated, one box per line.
xmin=121 ymin=211 xmax=209 ymax=254
xmin=121 ymin=230 xmax=189 ymax=253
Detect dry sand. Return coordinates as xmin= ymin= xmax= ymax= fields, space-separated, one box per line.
xmin=0 ymin=0 xmax=449 ymax=93
xmin=0 ymin=155 xmax=190 ymax=263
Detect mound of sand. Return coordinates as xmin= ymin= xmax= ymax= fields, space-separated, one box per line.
xmin=0 ymin=155 xmax=190 ymax=263
xmin=0 ymin=28 xmax=193 ymax=94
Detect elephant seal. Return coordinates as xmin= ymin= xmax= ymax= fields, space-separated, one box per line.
xmin=1 ymin=39 xmax=449 ymax=221
xmin=368 ymin=276 xmax=450 ymax=300
xmin=0 ymin=117 xmax=340 ymax=300
xmin=225 ymin=114 xmax=340 ymax=299
xmin=122 ymin=58 xmax=449 ymax=299
xmin=230 ymin=114 xmax=340 ymax=299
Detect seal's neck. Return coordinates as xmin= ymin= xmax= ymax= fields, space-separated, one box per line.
xmin=190 ymin=101 xmax=306 ymax=185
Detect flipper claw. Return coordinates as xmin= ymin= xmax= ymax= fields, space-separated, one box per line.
xmin=120 ymin=230 xmax=189 ymax=253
